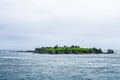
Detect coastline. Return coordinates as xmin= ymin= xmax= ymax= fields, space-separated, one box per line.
xmin=34 ymin=45 xmax=114 ymax=54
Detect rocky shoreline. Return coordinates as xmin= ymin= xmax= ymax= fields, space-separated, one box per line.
xmin=33 ymin=45 xmax=114 ymax=54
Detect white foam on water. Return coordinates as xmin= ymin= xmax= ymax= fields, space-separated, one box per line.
xmin=0 ymin=56 xmax=31 ymax=59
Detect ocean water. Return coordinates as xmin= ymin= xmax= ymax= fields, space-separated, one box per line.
xmin=0 ymin=51 xmax=120 ymax=80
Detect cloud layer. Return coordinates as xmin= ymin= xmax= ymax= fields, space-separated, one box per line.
xmin=0 ymin=0 xmax=120 ymax=50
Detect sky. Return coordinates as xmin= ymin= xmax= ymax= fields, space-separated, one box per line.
xmin=0 ymin=0 xmax=120 ymax=50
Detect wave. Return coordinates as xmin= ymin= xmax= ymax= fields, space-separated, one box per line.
xmin=0 ymin=57 xmax=30 ymax=59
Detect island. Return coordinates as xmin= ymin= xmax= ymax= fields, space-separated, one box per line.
xmin=34 ymin=45 xmax=114 ymax=54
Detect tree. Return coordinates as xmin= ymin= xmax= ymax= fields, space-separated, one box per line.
xmin=98 ymin=48 xmax=103 ymax=53
xmin=54 ymin=45 xmax=58 ymax=49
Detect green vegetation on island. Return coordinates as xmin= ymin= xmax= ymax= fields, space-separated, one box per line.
xmin=34 ymin=45 xmax=114 ymax=54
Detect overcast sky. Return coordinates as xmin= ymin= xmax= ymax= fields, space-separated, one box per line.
xmin=0 ymin=0 xmax=120 ymax=50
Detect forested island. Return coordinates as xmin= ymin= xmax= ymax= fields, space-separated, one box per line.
xmin=34 ymin=45 xmax=114 ymax=54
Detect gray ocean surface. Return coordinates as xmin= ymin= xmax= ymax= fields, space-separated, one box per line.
xmin=0 ymin=51 xmax=120 ymax=80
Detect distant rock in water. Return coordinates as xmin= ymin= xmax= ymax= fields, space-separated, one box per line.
xmin=17 ymin=50 xmax=34 ymax=53
xmin=34 ymin=45 xmax=114 ymax=54
xmin=106 ymin=49 xmax=114 ymax=54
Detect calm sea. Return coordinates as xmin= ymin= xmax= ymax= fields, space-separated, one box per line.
xmin=0 ymin=51 xmax=120 ymax=80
